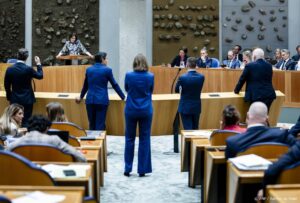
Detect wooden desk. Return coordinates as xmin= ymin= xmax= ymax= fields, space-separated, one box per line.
xmin=181 ymin=130 xmax=213 ymax=172
xmin=204 ymin=148 xmax=226 ymax=203
xmin=0 ymin=186 xmax=84 ymax=203
xmin=35 ymin=162 xmax=94 ymax=198
xmin=227 ymin=163 xmax=264 ymax=203
xmin=266 ymin=184 xmax=300 ymax=203
xmin=0 ymin=91 xmax=284 ymax=134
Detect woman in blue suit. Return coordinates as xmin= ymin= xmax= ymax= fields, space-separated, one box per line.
xmin=76 ymin=52 xmax=125 ymax=130
xmin=124 ymin=54 xmax=154 ymax=177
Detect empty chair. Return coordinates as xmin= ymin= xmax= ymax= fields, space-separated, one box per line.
xmin=0 ymin=150 xmax=55 ymax=186
xmin=210 ymin=130 xmax=239 ymax=146
xmin=69 ymin=135 xmax=81 ymax=147
xmin=237 ymin=142 xmax=289 ymax=159
xmin=51 ymin=122 xmax=87 ymax=137
xmin=12 ymin=144 xmax=75 ymax=162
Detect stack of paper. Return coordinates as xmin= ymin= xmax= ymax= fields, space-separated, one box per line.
xmin=12 ymin=191 xmax=65 ymax=203
xmin=229 ymin=154 xmax=272 ymax=170
xmin=41 ymin=164 xmax=90 ymax=178
xmin=185 ymin=130 xmax=213 ymax=138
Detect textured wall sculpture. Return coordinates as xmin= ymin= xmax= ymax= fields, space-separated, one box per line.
xmin=153 ymin=0 xmax=219 ymax=65
xmin=32 ymin=0 xmax=99 ymax=65
xmin=222 ymin=0 xmax=288 ymax=59
xmin=0 ymin=0 xmax=25 ymax=62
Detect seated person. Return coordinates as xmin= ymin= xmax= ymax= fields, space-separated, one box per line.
xmin=275 ymin=49 xmax=296 ymax=70
xmin=233 ymin=44 xmax=243 ymax=62
xmin=225 ymin=102 xmax=296 ymax=159
xmin=222 ymin=50 xmax=241 ymax=69
xmin=7 ymin=115 xmax=86 ymax=162
xmin=292 ymin=45 xmax=300 ymax=62
xmin=274 ymin=48 xmax=282 ymax=63
xmin=220 ymin=105 xmax=246 ymax=133
xmin=46 ymin=102 xmax=68 ymax=122
xmin=240 ymin=50 xmax=252 ymax=69
xmin=56 ymin=33 xmax=93 ymax=58
xmin=0 ymin=104 xmax=25 ymax=136
xmin=170 ymin=47 xmax=188 ymax=67
xmin=196 ymin=48 xmax=214 ymax=68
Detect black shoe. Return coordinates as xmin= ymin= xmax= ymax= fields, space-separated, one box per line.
xmin=124 ymin=172 xmax=130 ymax=177
xmin=139 ymin=173 xmax=145 ymax=177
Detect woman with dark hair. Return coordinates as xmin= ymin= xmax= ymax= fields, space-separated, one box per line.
xmin=46 ymin=102 xmax=68 ymax=122
xmin=170 ymin=47 xmax=188 ymax=67
xmin=76 ymin=52 xmax=125 ymax=130
xmin=220 ymin=105 xmax=246 ymax=133
xmin=124 ymin=54 xmax=154 ymax=177
xmin=56 ymin=33 xmax=93 ymax=58
xmin=0 ymin=104 xmax=24 ymax=136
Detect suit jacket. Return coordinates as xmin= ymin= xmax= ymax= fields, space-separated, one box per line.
xmin=234 ymin=59 xmax=276 ymax=102
xmin=225 ymin=126 xmax=296 ymax=159
xmin=4 ymin=62 xmax=43 ymax=104
xmin=80 ymin=63 xmax=125 ymax=105
xmin=289 ymin=116 xmax=300 ymax=137
xmin=263 ymin=140 xmax=300 ymax=187
xmin=7 ymin=131 xmax=86 ymax=162
xmin=292 ymin=54 xmax=300 ymax=62
xmin=125 ymin=71 xmax=154 ymax=116
xmin=171 ymin=55 xmax=188 ymax=67
xmin=275 ymin=58 xmax=296 ymax=70
xmin=196 ymin=57 xmax=213 ymax=68
xmin=222 ymin=59 xmax=241 ymax=69
xmin=175 ymin=70 xmax=205 ymax=114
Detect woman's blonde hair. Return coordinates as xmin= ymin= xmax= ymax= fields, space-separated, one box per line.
xmin=46 ymin=102 xmax=68 ymax=122
xmin=133 ymin=54 xmax=149 ymax=72
xmin=0 ymin=104 xmax=24 ymax=135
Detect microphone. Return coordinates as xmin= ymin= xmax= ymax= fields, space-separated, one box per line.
xmin=170 ymin=67 xmax=183 ymax=93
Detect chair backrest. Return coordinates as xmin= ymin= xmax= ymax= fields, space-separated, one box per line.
xmin=210 ymin=130 xmax=239 ymax=146
xmin=12 ymin=144 xmax=75 ymax=162
xmin=277 ymin=162 xmax=300 ymax=184
xmin=237 ymin=142 xmax=289 ymax=159
xmin=6 ymin=58 xmax=17 ymax=64
xmin=0 ymin=195 xmax=12 ymax=203
xmin=211 ymin=58 xmax=220 ymax=68
xmin=0 ymin=150 xmax=55 ymax=186
xmin=69 ymin=135 xmax=81 ymax=147
xmin=51 ymin=122 xmax=87 ymax=137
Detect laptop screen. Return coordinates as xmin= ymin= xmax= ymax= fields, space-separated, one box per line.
xmin=47 ymin=129 xmax=69 ymax=143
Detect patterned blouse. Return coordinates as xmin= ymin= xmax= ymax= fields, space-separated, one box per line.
xmin=59 ymin=40 xmax=89 ymax=55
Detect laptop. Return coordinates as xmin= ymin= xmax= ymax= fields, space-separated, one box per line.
xmin=47 ymin=129 xmax=69 ymax=143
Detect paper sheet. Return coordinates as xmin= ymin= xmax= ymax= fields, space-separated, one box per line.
xmin=229 ymin=154 xmax=272 ymax=170
xmin=12 ymin=191 xmax=65 ymax=203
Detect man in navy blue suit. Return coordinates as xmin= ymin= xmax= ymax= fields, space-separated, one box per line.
xmin=234 ymin=48 xmax=276 ymax=110
xmin=225 ymin=102 xmax=296 ymax=159
xmin=76 ymin=52 xmax=125 ymax=130
xmin=175 ymin=57 xmax=205 ymax=130
xmin=275 ymin=49 xmax=296 ymax=70
xmin=4 ymin=48 xmax=43 ymax=127
xmin=289 ymin=116 xmax=300 ymax=137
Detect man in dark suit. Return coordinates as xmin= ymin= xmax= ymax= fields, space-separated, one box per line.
xmin=233 ymin=45 xmax=243 ymax=62
xmin=196 ymin=48 xmax=214 ymax=68
xmin=275 ymin=49 xmax=296 ymax=70
xmin=4 ymin=48 xmax=43 ymax=127
xmin=225 ymin=102 xmax=296 ymax=159
xmin=234 ymin=48 xmax=276 ymax=110
xmin=292 ymin=45 xmax=300 ymax=62
xmin=175 ymin=57 xmax=205 ymax=130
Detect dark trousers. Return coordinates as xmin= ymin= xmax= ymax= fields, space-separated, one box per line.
xmin=180 ymin=113 xmax=200 ymax=130
xmin=86 ymin=104 xmax=108 ymax=130
xmin=124 ymin=112 xmax=152 ymax=174
xmin=18 ymin=103 xmax=33 ymax=128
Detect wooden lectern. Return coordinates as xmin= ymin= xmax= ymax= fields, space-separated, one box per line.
xmin=56 ymin=55 xmax=91 ymax=65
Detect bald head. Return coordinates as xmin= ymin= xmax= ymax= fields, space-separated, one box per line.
xmin=247 ymin=102 xmax=268 ymax=125
xmin=252 ymin=48 xmax=264 ymax=61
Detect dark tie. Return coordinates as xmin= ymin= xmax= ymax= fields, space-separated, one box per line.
xmin=282 ymin=60 xmax=286 ymax=70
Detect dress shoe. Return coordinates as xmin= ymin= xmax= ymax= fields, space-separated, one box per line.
xmin=139 ymin=173 xmax=145 ymax=177
xmin=124 ymin=172 xmax=130 ymax=177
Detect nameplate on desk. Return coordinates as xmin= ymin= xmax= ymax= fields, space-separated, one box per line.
xmin=209 ymin=94 xmax=220 ymax=97
xmin=57 ymin=94 xmax=69 ymax=97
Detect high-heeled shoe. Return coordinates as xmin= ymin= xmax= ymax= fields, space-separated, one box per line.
xmin=124 ymin=172 xmax=130 ymax=177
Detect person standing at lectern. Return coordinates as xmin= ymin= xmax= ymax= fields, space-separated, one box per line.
xmin=234 ymin=48 xmax=276 ymax=110
xmin=175 ymin=57 xmax=205 ymax=130
xmin=124 ymin=54 xmax=154 ymax=177
xmin=4 ymin=48 xmax=43 ymax=127
xmin=76 ymin=52 xmax=125 ymax=130
xmin=56 ymin=33 xmax=93 ymax=64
